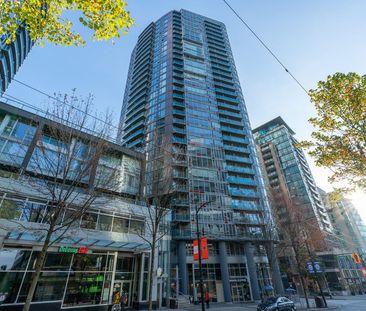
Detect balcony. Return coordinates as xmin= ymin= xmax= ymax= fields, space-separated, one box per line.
xmin=216 ymin=95 xmax=240 ymax=104
xmin=171 ymin=199 xmax=190 ymax=206
xmin=233 ymin=215 xmax=262 ymax=225
xmin=225 ymin=155 xmax=252 ymax=165
xmin=226 ymin=165 xmax=255 ymax=175
xmin=221 ymin=126 xmax=244 ymax=135
xmin=172 ymin=109 xmax=185 ymax=117
xmin=229 ymin=187 xmax=258 ymax=198
xmin=171 ymin=229 xmax=192 ymax=238
xmin=220 ymin=118 xmax=243 ymax=127
xmin=172 ymin=136 xmax=187 ymax=144
xmin=217 ymin=102 xmax=240 ymax=113
xmin=228 ymin=177 xmax=257 ymax=188
xmin=223 ymin=145 xmax=250 ymax=153
xmin=173 ymin=118 xmax=186 ymax=125
xmin=219 ymin=110 xmax=242 ymax=120
xmin=173 ymin=127 xmax=186 ymax=135
xmin=171 ymin=214 xmax=191 ymax=222
xmin=231 ymin=201 xmax=262 ymax=211
xmin=222 ymin=135 xmax=248 ymax=144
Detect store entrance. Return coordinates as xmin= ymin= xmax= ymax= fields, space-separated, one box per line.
xmin=231 ymin=281 xmax=251 ymax=302
xmin=113 ymin=281 xmax=132 ymax=307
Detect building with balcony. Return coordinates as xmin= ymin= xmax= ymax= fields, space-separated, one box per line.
xmin=253 ymin=117 xmax=342 ymax=293
xmin=0 ymin=27 xmax=32 ymax=93
xmin=118 ymin=9 xmax=283 ymax=303
xmin=0 ymin=101 xmax=159 ymax=311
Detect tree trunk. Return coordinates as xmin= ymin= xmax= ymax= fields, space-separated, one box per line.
xmin=22 ymin=229 xmax=53 ymax=311
xmin=293 ymin=250 xmax=310 ymax=309
xmin=148 ymin=235 xmax=156 ymax=311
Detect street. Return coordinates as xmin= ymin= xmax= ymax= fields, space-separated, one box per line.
xmin=175 ymin=295 xmax=366 ymax=311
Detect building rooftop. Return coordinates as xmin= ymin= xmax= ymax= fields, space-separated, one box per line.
xmin=252 ymin=116 xmax=296 ymax=135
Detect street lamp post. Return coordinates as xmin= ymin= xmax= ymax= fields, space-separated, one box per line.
xmin=194 ymin=200 xmax=212 ymax=311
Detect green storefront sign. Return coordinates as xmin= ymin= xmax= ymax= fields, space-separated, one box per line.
xmin=58 ymin=246 xmax=90 ymax=254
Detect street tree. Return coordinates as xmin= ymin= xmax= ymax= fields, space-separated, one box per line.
xmin=0 ymin=0 xmax=133 ymax=46
xmin=130 ymin=133 xmax=184 ymax=311
xmin=270 ymin=188 xmax=325 ymax=308
xmin=303 ymin=72 xmax=366 ymax=191
xmin=0 ymin=91 xmax=119 ymax=311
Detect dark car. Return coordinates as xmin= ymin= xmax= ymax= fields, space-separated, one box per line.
xmin=257 ymin=296 xmax=296 ymax=311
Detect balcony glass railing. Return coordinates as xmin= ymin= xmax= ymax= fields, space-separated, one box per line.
xmin=231 ymin=201 xmax=262 ymax=211
xmin=222 ymin=135 xmax=248 ymax=144
xmin=223 ymin=145 xmax=250 ymax=153
xmin=227 ymin=176 xmax=256 ymax=186
xmin=226 ymin=166 xmax=255 ymax=175
xmin=171 ymin=229 xmax=192 ymax=238
xmin=225 ymin=155 xmax=252 ymax=164
xmin=229 ymin=187 xmax=258 ymax=197
xmin=171 ymin=214 xmax=191 ymax=222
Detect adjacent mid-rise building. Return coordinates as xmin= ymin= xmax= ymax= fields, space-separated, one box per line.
xmin=0 ymin=27 xmax=32 ymax=93
xmin=118 ymin=9 xmax=283 ymax=303
xmin=319 ymin=189 xmax=366 ymax=253
xmin=253 ymin=117 xmax=333 ymax=235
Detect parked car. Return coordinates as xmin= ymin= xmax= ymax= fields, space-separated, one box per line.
xmin=257 ymin=296 xmax=296 ymax=311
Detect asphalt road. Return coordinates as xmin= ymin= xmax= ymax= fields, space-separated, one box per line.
xmin=174 ymin=295 xmax=366 ymax=311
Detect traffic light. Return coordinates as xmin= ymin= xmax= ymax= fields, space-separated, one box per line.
xmin=352 ymin=252 xmax=361 ymax=264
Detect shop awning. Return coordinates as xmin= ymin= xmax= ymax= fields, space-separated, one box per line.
xmin=5 ymin=230 xmax=150 ymax=251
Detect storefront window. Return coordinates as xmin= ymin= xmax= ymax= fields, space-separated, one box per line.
xmin=72 ymin=254 xmax=107 ymax=271
xmin=0 ymin=271 xmax=24 ymax=303
xmin=39 ymin=252 xmax=72 ymax=271
xmin=63 ymin=272 xmax=104 ymax=306
xmin=101 ymin=273 xmax=113 ymax=304
xmin=17 ymin=272 xmax=68 ymax=302
xmin=0 ymin=249 xmax=31 ymax=270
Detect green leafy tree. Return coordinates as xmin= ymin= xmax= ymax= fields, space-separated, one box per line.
xmin=303 ymin=72 xmax=366 ymax=191
xmin=0 ymin=0 xmax=133 ymax=46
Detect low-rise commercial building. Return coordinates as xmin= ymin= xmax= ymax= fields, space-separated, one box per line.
xmin=0 ymin=102 xmax=160 ymax=311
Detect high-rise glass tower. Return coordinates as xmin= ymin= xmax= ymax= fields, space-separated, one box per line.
xmin=0 ymin=26 xmax=32 ymax=93
xmin=119 ymin=10 xmax=283 ymax=302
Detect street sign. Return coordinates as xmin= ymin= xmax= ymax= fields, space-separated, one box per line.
xmin=313 ymin=262 xmax=322 ymax=273
xmin=306 ymin=262 xmax=315 ymax=274
xmin=307 ymin=261 xmax=322 ymax=274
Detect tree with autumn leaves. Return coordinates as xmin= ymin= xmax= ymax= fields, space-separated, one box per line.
xmin=303 ymin=72 xmax=366 ymax=192
xmin=0 ymin=0 xmax=133 ymax=46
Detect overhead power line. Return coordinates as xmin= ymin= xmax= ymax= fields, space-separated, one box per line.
xmin=222 ymin=0 xmax=309 ymax=96
xmin=12 ymin=78 xmax=120 ymax=131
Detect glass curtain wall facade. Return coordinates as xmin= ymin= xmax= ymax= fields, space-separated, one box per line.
xmin=1 ymin=26 xmax=32 ymax=93
xmin=119 ymin=10 xmax=282 ymax=302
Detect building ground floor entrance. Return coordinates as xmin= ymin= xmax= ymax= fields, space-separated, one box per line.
xmin=230 ymin=281 xmax=251 ymax=303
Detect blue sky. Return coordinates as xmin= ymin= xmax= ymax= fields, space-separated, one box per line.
xmin=4 ymin=0 xmax=366 ymax=220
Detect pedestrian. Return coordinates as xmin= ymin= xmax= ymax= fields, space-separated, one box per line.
xmin=120 ymin=291 xmax=127 ymax=311
xmin=205 ymin=290 xmax=210 ymax=309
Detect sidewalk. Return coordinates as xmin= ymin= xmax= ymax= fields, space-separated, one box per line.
xmin=173 ymin=300 xmax=338 ymax=311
